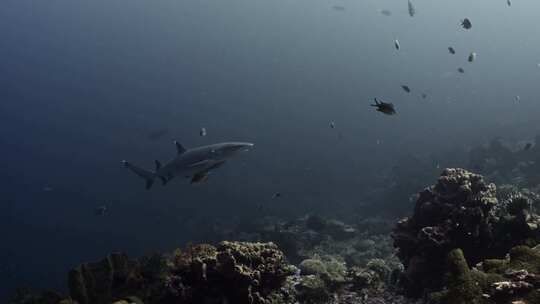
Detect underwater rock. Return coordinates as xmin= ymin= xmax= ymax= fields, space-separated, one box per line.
xmin=9 ymin=289 xmax=68 ymax=304
xmin=299 ymin=258 xmax=327 ymax=276
xmin=428 ymin=249 xmax=482 ymax=304
xmin=296 ymin=275 xmax=331 ymax=303
xmin=324 ymin=219 xmax=357 ymax=241
xmin=167 ymin=241 xmax=296 ymax=304
xmin=348 ymin=267 xmax=380 ymax=290
xmin=393 ymin=168 xmax=540 ymax=297
xmin=356 ymin=217 xmax=395 ymax=235
xmin=62 ymin=241 xmax=297 ymax=304
xmin=306 ymin=215 xmax=327 ymax=232
xmin=298 ymin=256 xmax=347 ymax=290
xmin=393 ymin=168 xmax=499 ymax=296
xmin=427 ymin=245 xmax=540 ymax=304
xmin=68 ymin=252 xmax=144 ymax=304
xmin=365 ymin=258 xmax=392 ymax=283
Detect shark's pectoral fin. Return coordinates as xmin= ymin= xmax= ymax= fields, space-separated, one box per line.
xmin=145 ymin=179 xmax=154 ymax=190
xmin=189 ymin=159 xmax=227 ymax=170
xmin=208 ymin=160 xmax=226 ymax=170
xmin=189 ymin=160 xmax=212 ymax=168
xmin=191 ymin=172 xmax=209 ymax=184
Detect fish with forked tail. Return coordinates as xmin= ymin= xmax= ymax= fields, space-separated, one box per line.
xmin=123 ymin=141 xmax=254 ymax=189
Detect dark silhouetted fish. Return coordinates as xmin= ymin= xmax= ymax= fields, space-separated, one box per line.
xmin=422 ymin=93 xmax=427 ymax=99
xmin=147 ymin=128 xmax=169 ymax=141
xmin=523 ymin=143 xmax=533 ymax=151
xmin=394 ymin=39 xmax=400 ymax=50
xmin=507 ymin=0 xmax=511 ymax=7
xmin=461 ymin=18 xmax=472 ymax=29
xmin=329 ymin=121 xmax=335 ymax=129
xmin=458 ymin=67 xmax=465 ymax=73
xmin=94 ymin=205 xmax=107 ymax=216
xmin=370 ymin=98 xmax=396 ymax=115
xmin=401 ymin=85 xmax=411 ymax=93
xmin=380 ymin=9 xmax=392 ymax=16
xmin=468 ymin=52 xmax=476 ymax=62
xmin=123 ymin=141 xmax=254 ymax=189
xmin=408 ymin=0 xmax=416 ymax=17
xmin=200 ymin=127 xmax=207 ymax=137
xmin=448 ymin=47 xmax=456 ymax=54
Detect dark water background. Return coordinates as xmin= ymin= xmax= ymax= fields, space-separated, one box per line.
xmin=2 ymin=0 xmax=540 ymax=300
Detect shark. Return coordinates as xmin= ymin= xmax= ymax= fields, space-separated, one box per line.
xmin=122 ymin=141 xmax=254 ymax=189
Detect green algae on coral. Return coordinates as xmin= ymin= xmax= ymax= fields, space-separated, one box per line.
xmin=429 ymin=249 xmax=483 ymax=304
xmin=298 ymin=255 xmax=346 ymax=289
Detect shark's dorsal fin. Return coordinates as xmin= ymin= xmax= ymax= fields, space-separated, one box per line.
xmin=155 ymin=160 xmax=161 ymax=171
xmin=174 ymin=141 xmax=186 ymax=154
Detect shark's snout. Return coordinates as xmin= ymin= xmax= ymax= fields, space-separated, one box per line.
xmin=235 ymin=142 xmax=254 ymax=152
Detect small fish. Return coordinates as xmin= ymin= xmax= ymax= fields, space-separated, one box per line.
xmin=421 ymin=93 xmax=427 ymax=99
xmin=332 ymin=5 xmax=345 ymax=11
xmin=523 ymin=143 xmax=533 ymax=151
xmin=515 ymin=95 xmax=521 ymax=103
xmin=272 ymin=192 xmax=282 ymax=199
xmin=461 ymin=18 xmax=472 ymax=30
xmin=376 ymin=139 xmax=382 ymax=145
xmin=380 ymin=9 xmax=392 ymax=16
xmin=468 ymin=52 xmax=476 ymax=63
xmin=457 ymin=67 xmax=465 ymax=73
xmin=408 ymin=0 xmax=416 ymax=17
xmin=401 ymin=85 xmax=411 ymax=93
xmin=94 ymin=205 xmax=107 ymax=216
xmin=448 ymin=47 xmax=456 ymax=54
xmin=507 ymin=0 xmax=511 ymax=7
xmin=370 ymin=97 xmax=396 ymax=115
xmin=200 ymin=127 xmax=207 ymax=137
xmin=394 ymin=39 xmax=400 ymax=50
xmin=329 ymin=121 xmax=335 ymax=129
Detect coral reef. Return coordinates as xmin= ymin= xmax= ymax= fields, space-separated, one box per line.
xmin=8 ymin=290 xmax=69 ymax=304
xmin=11 ymin=215 xmax=414 ymax=304
xmin=428 ymin=245 xmax=540 ymax=304
xmin=13 ymin=241 xmax=297 ymax=304
xmin=68 ymin=253 xmax=147 ymax=304
xmin=165 ymin=241 xmax=297 ymax=304
xmin=468 ymin=136 xmax=540 ymax=189
xmin=392 ymin=168 xmax=540 ymax=296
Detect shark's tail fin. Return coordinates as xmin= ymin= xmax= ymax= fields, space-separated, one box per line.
xmin=122 ymin=160 xmax=155 ymax=190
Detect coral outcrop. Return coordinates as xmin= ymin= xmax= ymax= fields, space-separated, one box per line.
xmin=393 ymin=168 xmax=499 ymax=295
xmin=166 ymin=241 xmax=296 ymax=304
xmin=393 ymin=168 xmax=540 ymax=299
xmin=62 ymin=241 xmax=296 ymax=304
xmin=68 ymin=253 xmax=146 ymax=304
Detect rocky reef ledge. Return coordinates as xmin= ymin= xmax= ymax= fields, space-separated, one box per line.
xmin=392 ymin=168 xmax=540 ymax=303
xmin=11 ymin=168 xmax=540 ymax=304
